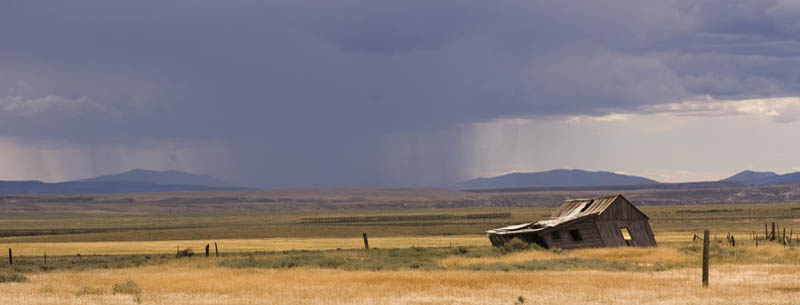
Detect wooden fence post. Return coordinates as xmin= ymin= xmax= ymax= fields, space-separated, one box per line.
xmin=783 ymin=228 xmax=787 ymax=245
xmin=702 ymin=229 xmax=709 ymax=288
xmin=205 ymin=244 xmax=210 ymax=257
xmin=44 ymin=252 xmax=47 ymax=265
xmin=765 ymin=223 xmax=768 ymax=239
xmin=215 ymin=242 xmax=219 ymax=257
xmin=362 ymin=232 xmax=369 ymax=250
xmin=8 ymin=248 xmax=11 ymax=265
xmin=731 ymin=235 xmax=735 ymax=247
xmin=772 ymin=222 xmax=776 ymax=241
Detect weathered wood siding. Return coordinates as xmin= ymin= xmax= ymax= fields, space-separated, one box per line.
xmin=595 ymin=220 xmax=656 ymax=247
xmin=540 ymin=219 xmax=604 ymax=249
xmin=487 ymin=195 xmax=657 ymax=249
xmin=597 ymin=197 xmax=649 ymax=221
xmin=596 ymin=197 xmax=656 ymax=247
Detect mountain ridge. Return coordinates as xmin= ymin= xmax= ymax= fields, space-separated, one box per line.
xmin=722 ymin=170 xmax=800 ymax=186
xmin=721 ymin=170 xmax=779 ymax=184
xmin=0 ymin=169 xmax=243 ymax=195
xmin=80 ymin=169 xmax=233 ymax=188
xmin=453 ymin=169 xmax=659 ymax=190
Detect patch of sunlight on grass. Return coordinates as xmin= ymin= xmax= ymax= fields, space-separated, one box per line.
xmin=0 ymin=235 xmax=489 ymax=256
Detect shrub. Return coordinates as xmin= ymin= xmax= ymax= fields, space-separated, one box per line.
xmin=453 ymin=246 xmax=469 ymax=255
xmin=176 ymin=248 xmax=194 ymax=258
xmin=112 ymin=281 xmax=142 ymax=295
xmin=0 ymin=271 xmax=27 ymax=283
xmin=501 ymin=238 xmax=530 ymax=254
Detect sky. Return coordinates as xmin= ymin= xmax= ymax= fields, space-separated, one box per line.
xmin=1 ymin=0 xmax=799 ymax=187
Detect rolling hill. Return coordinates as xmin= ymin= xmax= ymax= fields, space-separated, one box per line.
xmin=721 ymin=170 xmax=779 ymax=184
xmin=453 ymin=169 xmax=658 ymax=190
xmin=722 ymin=170 xmax=800 ymax=186
xmin=0 ymin=169 xmax=242 ymax=195
xmin=80 ymin=169 xmax=233 ymax=188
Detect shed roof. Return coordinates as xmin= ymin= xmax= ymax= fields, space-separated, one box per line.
xmin=486 ymin=194 xmax=625 ymax=234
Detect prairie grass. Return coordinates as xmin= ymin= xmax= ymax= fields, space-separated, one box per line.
xmin=3 ymin=264 xmax=800 ymax=304
xmin=3 ymin=201 xmax=799 ymax=243
xmin=0 ymin=235 xmax=489 ymax=256
xmin=439 ymin=246 xmax=560 ymax=267
xmin=0 ymin=270 xmax=28 ymax=282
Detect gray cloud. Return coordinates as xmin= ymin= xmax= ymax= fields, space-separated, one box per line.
xmin=0 ymin=0 xmax=798 ymax=186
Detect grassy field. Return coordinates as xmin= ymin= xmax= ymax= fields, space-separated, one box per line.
xmin=3 ymin=194 xmax=800 ymax=304
xmin=2 ymin=242 xmax=799 ymax=304
xmin=3 ymin=202 xmax=800 ymax=243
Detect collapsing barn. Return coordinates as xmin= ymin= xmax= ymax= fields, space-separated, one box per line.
xmin=487 ymin=194 xmax=656 ymax=249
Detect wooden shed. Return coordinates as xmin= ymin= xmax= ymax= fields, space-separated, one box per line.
xmin=486 ymin=194 xmax=656 ymax=249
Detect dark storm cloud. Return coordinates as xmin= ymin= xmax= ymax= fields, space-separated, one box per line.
xmin=0 ymin=0 xmax=798 ymax=186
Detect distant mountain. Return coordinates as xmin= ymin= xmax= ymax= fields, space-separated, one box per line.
xmin=0 ymin=169 xmax=242 ymax=195
xmin=80 ymin=169 xmax=233 ymax=188
xmin=453 ymin=169 xmax=659 ymax=190
xmin=719 ymin=170 xmax=800 ymax=186
xmin=721 ymin=170 xmax=779 ymax=184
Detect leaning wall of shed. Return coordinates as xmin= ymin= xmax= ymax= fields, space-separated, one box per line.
xmin=595 ymin=220 xmax=657 ymax=247
xmin=540 ymin=220 xmax=604 ymax=249
xmin=597 ymin=197 xmax=649 ymax=221
xmin=594 ymin=197 xmax=657 ymax=247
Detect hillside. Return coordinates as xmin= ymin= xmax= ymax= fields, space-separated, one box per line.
xmin=453 ymin=169 xmax=658 ymax=190
xmin=0 ymin=169 xmax=241 ymax=195
xmin=80 ymin=169 xmax=233 ymax=188
xmin=721 ymin=170 xmax=800 ymax=186
xmin=721 ymin=170 xmax=779 ymax=184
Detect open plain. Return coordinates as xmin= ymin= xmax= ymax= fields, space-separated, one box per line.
xmin=2 ymin=189 xmax=800 ymax=304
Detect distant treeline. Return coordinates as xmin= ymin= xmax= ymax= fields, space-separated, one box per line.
xmin=300 ymin=213 xmax=511 ymax=223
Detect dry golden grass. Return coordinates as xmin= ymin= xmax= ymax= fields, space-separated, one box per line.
xmin=439 ymin=247 xmax=561 ymax=267
xmin=569 ymin=245 xmax=692 ymax=265
xmin=0 ymin=235 xmax=489 ymax=256
xmin=0 ymin=232 xmax=728 ymax=257
xmin=3 ymin=263 xmax=800 ymax=305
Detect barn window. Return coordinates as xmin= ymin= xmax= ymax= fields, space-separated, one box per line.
xmin=551 ymin=231 xmax=561 ymax=240
xmin=620 ymin=228 xmax=632 ymax=246
xmin=569 ymin=229 xmax=583 ymax=242
xmin=620 ymin=228 xmax=632 ymax=240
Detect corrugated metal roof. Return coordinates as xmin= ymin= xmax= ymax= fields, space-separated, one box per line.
xmin=486 ymin=194 xmax=622 ymax=234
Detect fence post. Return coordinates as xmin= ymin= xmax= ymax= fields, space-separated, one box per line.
xmin=731 ymin=235 xmax=735 ymax=247
xmin=8 ymin=248 xmax=11 ymax=265
xmin=702 ymin=229 xmax=709 ymax=288
xmin=765 ymin=223 xmax=768 ymax=239
xmin=44 ymin=252 xmax=47 ymax=265
xmin=205 ymin=244 xmax=210 ymax=257
xmin=772 ymin=222 xmax=776 ymax=241
xmin=215 ymin=242 xmax=219 ymax=257
xmin=783 ymin=228 xmax=787 ymax=245
xmin=362 ymin=232 xmax=369 ymax=250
